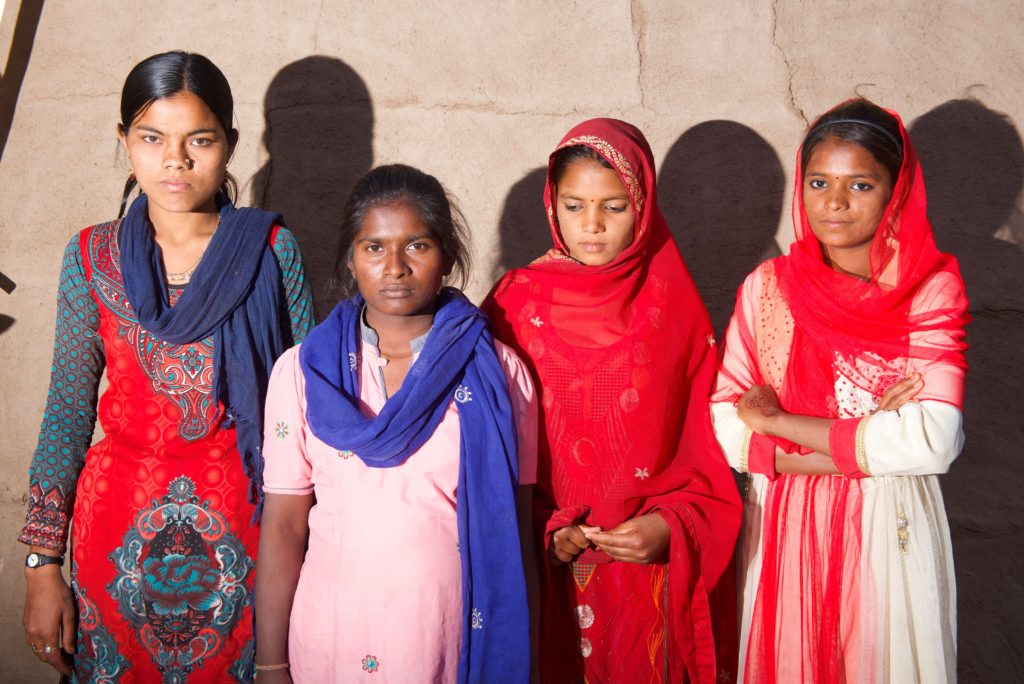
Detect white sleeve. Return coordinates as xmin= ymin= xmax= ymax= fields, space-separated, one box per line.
xmin=861 ymin=399 xmax=964 ymax=476
xmin=711 ymin=401 xmax=751 ymax=473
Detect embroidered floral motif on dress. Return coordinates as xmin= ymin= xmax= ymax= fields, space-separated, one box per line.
xmin=90 ymin=222 xmax=219 ymax=441
xmin=896 ymin=504 xmax=910 ymax=554
xmin=73 ymin=569 xmax=130 ymax=681
xmin=107 ymin=476 xmax=254 ymax=681
xmin=361 ymin=655 xmax=380 ymax=673
xmin=576 ymin=604 xmax=595 ymax=629
xmin=454 ymin=385 xmax=473 ymax=404
xmin=19 ymin=484 xmax=71 ymax=551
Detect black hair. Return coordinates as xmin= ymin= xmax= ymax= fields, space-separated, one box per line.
xmin=550 ymin=144 xmax=614 ymax=185
xmin=117 ymin=51 xmax=238 ymax=218
xmin=331 ymin=164 xmax=472 ymax=299
xmin=801 ymin=99 xmax=904 ymax=184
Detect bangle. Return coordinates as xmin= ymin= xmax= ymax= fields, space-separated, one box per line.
xmin=255 ymin=663 xmax=289 ymax=671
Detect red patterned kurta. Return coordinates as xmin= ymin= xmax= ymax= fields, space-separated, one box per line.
xmin=20 ymin=220 xmax=313 ymax=682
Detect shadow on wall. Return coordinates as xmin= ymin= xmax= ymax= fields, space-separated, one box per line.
xmin=491 ymin=167 xmax=550 ymax=283
xmin=909 ymin=99 xmax=1024 ymax=682
xmin=0 ymin=0 xmax=44 ymax=332
xmin=0 ymin=0 xmax=45 ymax=162
xmin=252 ymin=56 xmax=374 ymax=320
xmin=659 ymin=121 xmax=785 ymax=338
xmin=0 ymin=270 xmax=14 ymax=334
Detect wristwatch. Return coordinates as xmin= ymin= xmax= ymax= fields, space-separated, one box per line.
xmin=25 ymin=553 xmax=64 ymax=569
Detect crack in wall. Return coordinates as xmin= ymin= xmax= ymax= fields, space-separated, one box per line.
xmin=34 ymin=91 xmax=119 ymax=102
xmin=313 ymin=0 xmax=325 ymax=54
xmin=373 ymin=98 xmax=587 ymax=118
xmin=630 ymin=0 xmax=647 ymax=110
xmin=771 ymin=0 xmax=807 ymax=126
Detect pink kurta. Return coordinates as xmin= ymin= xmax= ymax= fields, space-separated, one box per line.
xmin=263 ymin=335 xmax=537 ymax=683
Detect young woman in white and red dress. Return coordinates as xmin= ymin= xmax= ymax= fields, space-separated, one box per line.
xmin=712 ymin=99 xmax=968 ymax=682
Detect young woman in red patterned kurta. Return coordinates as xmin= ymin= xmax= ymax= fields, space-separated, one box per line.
xmin=484 ymin=119 xmax=741 ymax=684
xmin=19 ymin=51 xmax=313 ymax=682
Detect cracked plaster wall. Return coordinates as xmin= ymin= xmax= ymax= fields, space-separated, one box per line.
xmin=1 ymin=0 xmax=1021 ymax=680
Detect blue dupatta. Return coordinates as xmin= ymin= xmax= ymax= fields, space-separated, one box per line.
xmin=299 ymin=288 xmax=529 ymax=683
xmin=119 ymin=193 xmax=291 ymax=508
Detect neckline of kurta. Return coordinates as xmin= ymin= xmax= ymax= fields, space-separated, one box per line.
xmin=359 ymin=306 xmax=432 ymax=401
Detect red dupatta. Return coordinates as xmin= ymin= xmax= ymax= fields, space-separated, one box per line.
xmin=724 ymin=104 xmax=969 ymax=419
xmin=484 ymin=118 xmax=741 ymax=683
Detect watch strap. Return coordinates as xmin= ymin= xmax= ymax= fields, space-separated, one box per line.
xmin=26 ymin=552 xmax=65 ymax=568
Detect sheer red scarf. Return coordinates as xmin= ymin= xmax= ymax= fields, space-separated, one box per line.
xmin=484 ymin=118 xmax=740 ymax=683
xmin=775 ymin=106 xmax=969 ymax=418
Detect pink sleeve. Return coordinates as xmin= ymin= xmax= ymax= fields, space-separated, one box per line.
xmin=712 ymin=267 xmax=763 ymax=403
xmin=262 ymin=346 xmax=315 ymax=495
xmin=908 ymin=271 xmax=967 ymax=408
xmin=496 ymin=340 xmax=538 ymax=486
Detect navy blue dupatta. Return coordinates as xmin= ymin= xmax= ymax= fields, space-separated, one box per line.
xmin=119 ymin=193 xmax=292 ymax=509
xmin=299 ymin=288 xmax=529 ymax=683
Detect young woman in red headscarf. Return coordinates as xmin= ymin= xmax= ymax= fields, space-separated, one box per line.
xmin=484 ymin=118 xmax=741 ymax=684
xmin=711 ymin=99 xmax=968 ymax=682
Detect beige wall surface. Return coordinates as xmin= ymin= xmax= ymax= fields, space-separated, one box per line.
xmin=1 ymin=1 xmax=1021 ymax=680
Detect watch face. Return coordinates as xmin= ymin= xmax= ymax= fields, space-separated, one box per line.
xmin=27 ymin=553 xmax=40 ymax=568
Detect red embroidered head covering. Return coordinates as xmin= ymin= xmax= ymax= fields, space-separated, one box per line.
xmin=484 ymin=118 xmax=740 ymax=682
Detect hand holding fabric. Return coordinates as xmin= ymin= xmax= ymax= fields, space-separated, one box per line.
xmin=584 ymin=513 xmax=670 ymax=564
xmin=549 ymin=525 xmax=601 ymax=564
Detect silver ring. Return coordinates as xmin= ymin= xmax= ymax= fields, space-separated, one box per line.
xmin=31 ymin=645 xmax=41 ymax=654
xmin=43 ymin=644 xmax=55 ymax=654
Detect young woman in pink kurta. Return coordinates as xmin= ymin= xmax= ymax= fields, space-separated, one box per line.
xmin=255 ymin=164 xmax=537 ymax=683
xmin=260 ymin=319 xmax=535 ymax=682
